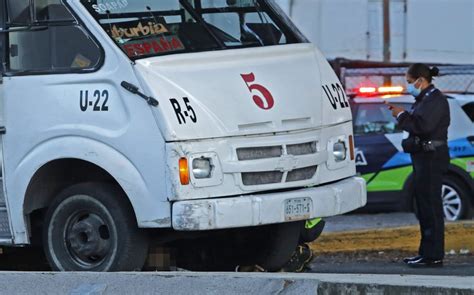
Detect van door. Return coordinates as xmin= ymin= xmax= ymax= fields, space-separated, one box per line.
xmin=0 ymin=0 xmax=12 ymax=241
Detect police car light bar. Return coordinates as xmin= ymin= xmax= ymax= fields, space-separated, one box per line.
xmin=378 ymin=86 xmax=404 ymax=93
xmin=359 ymin=87 xmax=377 ymax=93
xmin=357 ymin=86 xmax=404 ymax=96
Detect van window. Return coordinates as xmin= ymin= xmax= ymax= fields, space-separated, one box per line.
xmin=81 ymin=0 xmax=303 ymax=60
xmin=35 ymin=0 xmax=75 ymax=21
xmin=6 ymin=1 xmax=101 ymax=73
xmin=7 ymin=0 xmax=30 ymax=24
xmin=9 ymin=26 xmax=102 ymax=72
xmin=8 ymin=0 xmax=74 ymax=23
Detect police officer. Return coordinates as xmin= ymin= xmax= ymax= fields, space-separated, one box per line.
xmin=387 ymin=63 xmax=450 ymax=267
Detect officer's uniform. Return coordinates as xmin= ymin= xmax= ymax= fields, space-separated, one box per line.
xmin=397 ymin=84 xmax=450 ymax=261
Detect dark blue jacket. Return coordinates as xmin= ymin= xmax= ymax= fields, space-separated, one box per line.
xmin=398 ymin=85 xmax=450 ymax=141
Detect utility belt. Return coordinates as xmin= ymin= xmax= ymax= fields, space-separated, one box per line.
xmin=402 ymin=136 xmax=447 ymax=153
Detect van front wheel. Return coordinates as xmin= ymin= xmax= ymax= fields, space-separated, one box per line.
xmin=43 ymin=183 xmax=149 ymax=271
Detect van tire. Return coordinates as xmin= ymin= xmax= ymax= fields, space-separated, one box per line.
xmin=255 ymin=221 xmax=302 ymax=271
xmin=43 ymin=182 xmax=149 ymax=271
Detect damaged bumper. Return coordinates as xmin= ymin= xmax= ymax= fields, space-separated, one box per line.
xmin=172 ymin=176 xmax=367 ymax=231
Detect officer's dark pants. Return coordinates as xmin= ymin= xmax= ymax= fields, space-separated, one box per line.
xmin=411 ymin=145 xmax=449 ymax=260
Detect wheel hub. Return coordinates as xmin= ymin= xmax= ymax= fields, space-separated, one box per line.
xmin=442 ymin=184 xmax=462 ymax=221
xmin=67 ymin=213 xmax=111 ymax=265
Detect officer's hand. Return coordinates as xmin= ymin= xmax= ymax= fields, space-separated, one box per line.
xmin=385 ymin=101 xmax=405 ymax=118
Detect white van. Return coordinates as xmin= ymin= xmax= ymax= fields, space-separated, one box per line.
xmin=0 ymin=0 xmax=366 ymax=271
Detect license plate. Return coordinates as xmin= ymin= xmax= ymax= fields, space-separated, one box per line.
xmin=284 ymin=198 xmax=312 ymax=221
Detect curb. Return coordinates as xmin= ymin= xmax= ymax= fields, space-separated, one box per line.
xmin=0 ymin=272 xmax=471 ymax=295
xmin=309 ymin=221 xmax=474 ymax=253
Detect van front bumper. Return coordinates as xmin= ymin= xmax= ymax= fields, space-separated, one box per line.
xmin=172 ymin=176 xmax=366 ymax=231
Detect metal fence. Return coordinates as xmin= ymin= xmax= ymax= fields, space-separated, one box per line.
xmin=339 ymin=65 xmax=474 ymax=95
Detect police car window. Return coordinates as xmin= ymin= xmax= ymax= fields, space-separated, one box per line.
xmin=462 ymin=102 xmax=474 ymax=122
xmin=80 ymin=0 xmax=301 ymax=60
xmin=354 ymin=103 xmax=412 ymax=135
xmin=6 ymin=1 xmax=101 ymax=73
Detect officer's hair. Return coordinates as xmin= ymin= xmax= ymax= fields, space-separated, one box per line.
xmin=407 ymin=63 xmax=440 ymax=83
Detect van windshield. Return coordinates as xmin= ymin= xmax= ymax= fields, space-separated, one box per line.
xmin=80 ymin=0 xmax=305 ymax=59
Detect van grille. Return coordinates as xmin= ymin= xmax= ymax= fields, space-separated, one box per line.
xmin=237 ymin=146 xmax=282 ymax=161
xmin=287 ymin=142 xmax=317 ymax=156
xmin=242 ymin=171 xmax=284 ymax=186
xmin=286 ymin=166 xmax=318 ymax=182
xmin=237 ymin=141 xmax=318 ymax=186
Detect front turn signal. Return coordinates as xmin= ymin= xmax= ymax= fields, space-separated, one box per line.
xmin=349 ymin=135 xmax=355 ymax=161
xmin=179 ymin=157 xmax=190 ymax=185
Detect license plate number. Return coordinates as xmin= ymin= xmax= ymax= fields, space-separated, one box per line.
xmin=284 ymin=198 xmax=312 ymax=221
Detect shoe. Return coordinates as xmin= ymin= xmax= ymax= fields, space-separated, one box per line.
xmin=407 ymin=257 xmax=443 ymax=268
xmin=235 ymin=264 xmax=266 ymax=272
xmin=279 ymin=244 xmax=314 ymax=273
xmin=403 ymin=255 xmax=422 ymax=264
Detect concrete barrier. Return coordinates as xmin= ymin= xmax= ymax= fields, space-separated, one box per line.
xmin=310 ymin=221 xmax=474 ymax=253
xmin=0 ymin=272 xmax=471 ymax=294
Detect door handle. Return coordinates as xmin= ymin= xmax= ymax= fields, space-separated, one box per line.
xmin=0 ymin=127 xmax=5 ymax=134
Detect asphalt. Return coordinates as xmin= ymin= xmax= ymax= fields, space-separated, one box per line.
xmin=323 ymin=212 xmax=420 ymax=232
xmin=308 ymin=252 xmax=474 ymax=276
xmin=307 ymin=212 xmax=474 ymax=277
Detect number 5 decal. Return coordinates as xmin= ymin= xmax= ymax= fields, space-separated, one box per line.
xmin=241 ymin=73 xmax=275 ymax=110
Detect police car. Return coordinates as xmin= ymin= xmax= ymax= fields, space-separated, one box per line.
xmin=350 ymin=86 xmax=474 ymax=220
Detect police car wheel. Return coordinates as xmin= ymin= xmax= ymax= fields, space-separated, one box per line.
xmin=441 ymin=177 xmax=472 ymax=221
xmin=43 ymin=182 xmax=149 ymax=271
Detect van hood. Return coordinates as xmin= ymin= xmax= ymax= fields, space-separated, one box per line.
xmin=134 ymin=43 xmax=351 ymax=141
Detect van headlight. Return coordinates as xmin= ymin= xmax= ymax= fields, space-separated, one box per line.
xmin=192 ymin=157 xmax=213 ymax=179
xmin=333 ymin=141 xmax=347 ymax=162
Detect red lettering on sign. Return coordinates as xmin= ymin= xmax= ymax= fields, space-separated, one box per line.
xmin=123 ymin=44 xmax=134 ymax=56
xmin=134 ymin=44 xmax=145 ymax=55
xmin=120 ymin=36 xmax=185 ymax=57
xmin=241 ymin=73 xmax=275 ymax=110
xmin=152 ymin=40 xmax=163 ymax=53
xmin=143 ymin=42 xmax=153 ymax=54
xmin=171 ymin=37 xmax=184 ymax=50
xmin=160 ymin=38 xmax=171 ymax=51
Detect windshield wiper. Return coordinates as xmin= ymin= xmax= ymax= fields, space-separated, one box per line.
xmin=178 ymin=0 xmax=226 ymax=49
xmin=121 ymin=81 xmax=159 ymax=107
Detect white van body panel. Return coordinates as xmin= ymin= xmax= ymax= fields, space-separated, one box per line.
xmin=2 ymin=6 xmax=172 ymax=242
xmin=135 ymin=43 xmax=352 ymax=141
xmin=6 ymin=136 xmax=171 ymax=243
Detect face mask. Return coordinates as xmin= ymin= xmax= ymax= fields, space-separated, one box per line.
xmin=407 ymin=79 xmax=421 ymax=97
